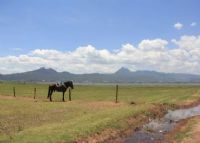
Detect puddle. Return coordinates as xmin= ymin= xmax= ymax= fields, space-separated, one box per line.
xmin=124 ymin=104 xmax=200 ymax=143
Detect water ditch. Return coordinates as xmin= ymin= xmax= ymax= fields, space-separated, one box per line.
xmin=124 ymin=104 xmax=200 ymax=143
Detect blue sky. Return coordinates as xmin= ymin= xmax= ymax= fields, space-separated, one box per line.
xmin=0 ymin=0 xmax=199 ymax=56
xmin=0 ymin=0 xmax=200 ymax=74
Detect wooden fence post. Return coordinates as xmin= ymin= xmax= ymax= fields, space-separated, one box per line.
xmin=13 ymin=87 xmax=16 ymax=97
xmin=69 ymin=88 xmax=71 ymax=101
xmin=115 ymin=85 xmax=118 ymax=103
xmin=34 ymin=88 xmax=36 ymax=99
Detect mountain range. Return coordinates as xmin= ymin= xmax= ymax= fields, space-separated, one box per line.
xmin=0 ymin=67 xmax=200 ymax=83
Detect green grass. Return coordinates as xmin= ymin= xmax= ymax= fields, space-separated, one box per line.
xmin=0 ymin=82 xmax=200 ymax=143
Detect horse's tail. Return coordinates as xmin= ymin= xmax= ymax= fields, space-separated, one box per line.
xmin=47 ymin=86 xmax=50 ymax=99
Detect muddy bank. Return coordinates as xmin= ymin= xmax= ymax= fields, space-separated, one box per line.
xmin=75 ymin=100 xmax=200 ymax=143
xmin=75 ymin=102 xmax=177 ymax=143
xmin=124 ymin=103 xmax=200 ymax=143
xmin=163 ymin=116 xmax=200 ymax=143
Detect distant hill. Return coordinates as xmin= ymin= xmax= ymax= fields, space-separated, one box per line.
xmin=1 ymin=67 xmax=200 ymax=83
xmin=115 ymin=67 xmax=132 ymax=75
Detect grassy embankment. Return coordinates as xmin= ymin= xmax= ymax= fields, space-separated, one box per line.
xmin=0 ymin=82 xmax=200 ymax=143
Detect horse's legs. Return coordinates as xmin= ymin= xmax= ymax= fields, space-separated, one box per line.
xmin=50 ymin=90 xmax=53 ymax=102
xmin=50 ymin=94 xmax=52 ymax=102
xmin=47 ymin=87 xmax=50 ymax=99
xmin=62 ymin=92 xmax=65 ymax=102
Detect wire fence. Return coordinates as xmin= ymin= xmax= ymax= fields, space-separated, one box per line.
xmin=0 ymin=83 xmax=120 ymax=102
xmin=0 ymin=83 xmax=49 ymax=99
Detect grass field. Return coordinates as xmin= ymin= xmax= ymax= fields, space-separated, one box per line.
xmin=0 ymin=82 xmax=200 ymax=143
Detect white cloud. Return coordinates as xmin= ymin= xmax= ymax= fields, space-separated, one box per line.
xmin=1 ymin=35 xmax=200 ymax=74
xmin=174 ymin=22 xmax=183 ymax=30
xmin=190 ymin=22 xmax=197 ymax=27
xmin=171 ymin=35 xmax=200 ymax=50
xmin=138 ymin=39 xmax=168 ymax=51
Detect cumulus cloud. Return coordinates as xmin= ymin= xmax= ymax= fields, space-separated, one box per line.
xmin=171 ymin=35 xmax=200 ymax=50
xmin=138 ymin=39 xmax=168 ymax=51
xmin=190 ymin=22 xmax=197 ymax=27
xmin=174 ymin=22 xmax=183 ymax=30
xmin=1 ymin=35 xmax=200 ymax=74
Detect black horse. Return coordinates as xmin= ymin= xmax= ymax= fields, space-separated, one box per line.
xmin=47 ymin=81 xmax=74 ymax=102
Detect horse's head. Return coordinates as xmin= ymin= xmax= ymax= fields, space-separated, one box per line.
xmin=64 ymin=81 xmax=74 ymax=89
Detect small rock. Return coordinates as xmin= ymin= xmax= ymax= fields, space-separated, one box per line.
xmin=130 ymin=101 xmax=136 ymax=105
xmin=134 ymin=127 xmax=140 ymax=131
